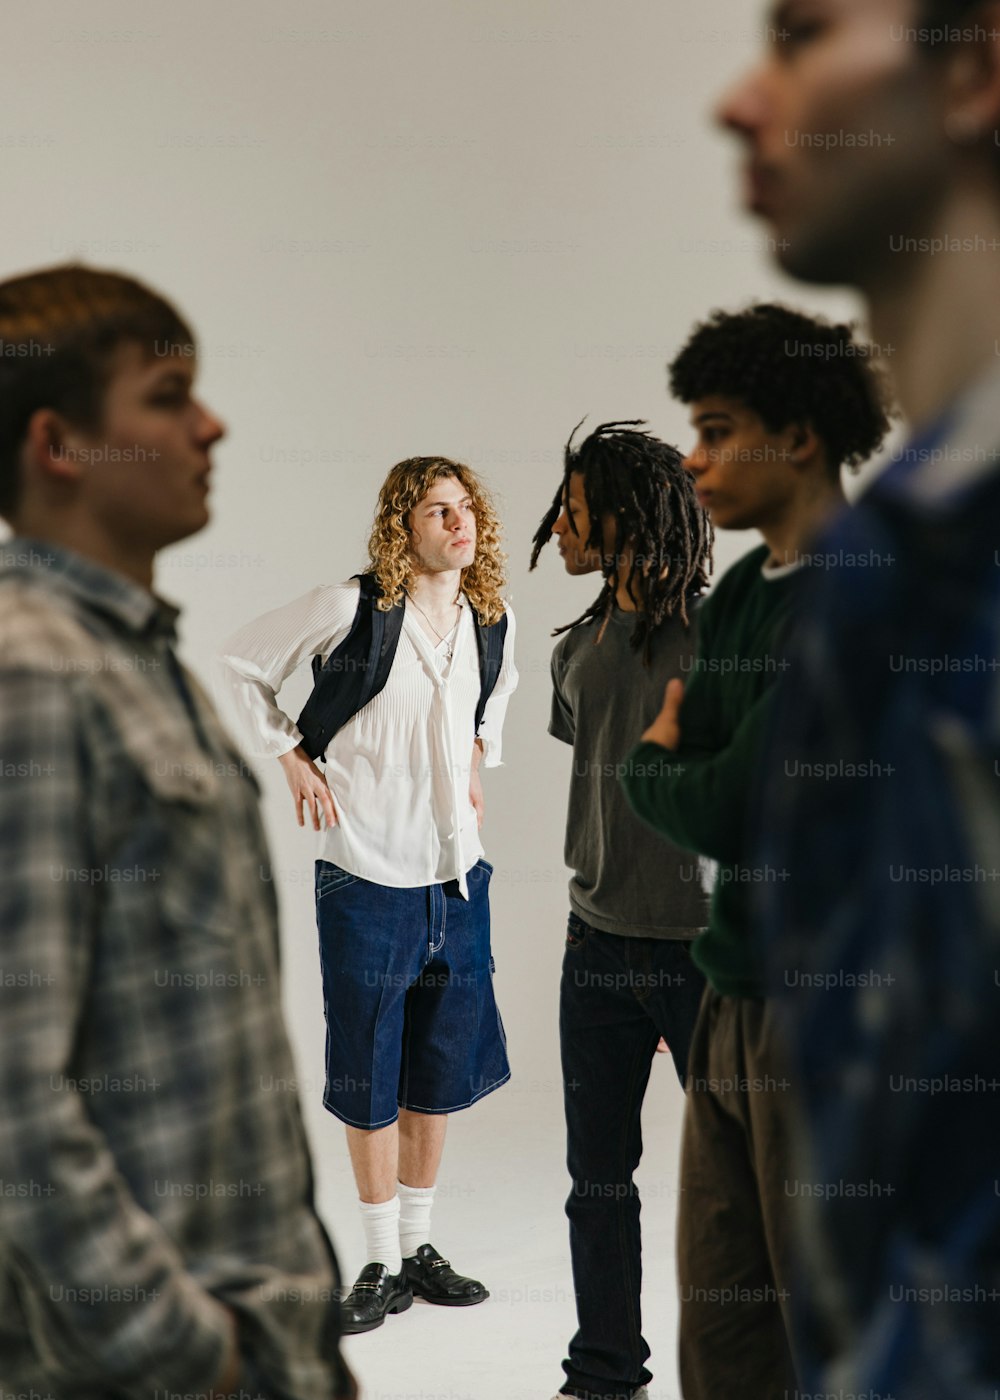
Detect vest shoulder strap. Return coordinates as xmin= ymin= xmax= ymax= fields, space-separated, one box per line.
xmin=299 ymin=579 xmax=508 ymax=760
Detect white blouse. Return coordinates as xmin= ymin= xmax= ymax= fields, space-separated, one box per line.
xmin=216 ymin=580 xmax=518 ymax=899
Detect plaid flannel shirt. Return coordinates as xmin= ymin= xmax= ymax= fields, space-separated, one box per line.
xmin=0 ymin=538 xmax=343 ymax=1400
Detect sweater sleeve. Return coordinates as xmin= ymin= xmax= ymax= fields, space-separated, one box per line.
xmin=620 ymin=684 xmax=780 ymax=864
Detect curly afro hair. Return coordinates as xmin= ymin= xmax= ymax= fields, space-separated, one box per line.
xmin=668 ymin=303 xmax=894 ymax=473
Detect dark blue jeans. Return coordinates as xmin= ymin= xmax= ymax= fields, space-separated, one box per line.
xmin=560 ymin=912 xmax=707 ymax=1400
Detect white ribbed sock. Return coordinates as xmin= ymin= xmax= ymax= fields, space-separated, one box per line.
xmin=358 ymin=1196 xmax=402 ymax=1273
xmin=397 ymin=1181 xmax=436 ymax=1258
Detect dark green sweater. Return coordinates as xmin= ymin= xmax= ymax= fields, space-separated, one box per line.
xmin=620 ymin=543 xmax=801 ymax=997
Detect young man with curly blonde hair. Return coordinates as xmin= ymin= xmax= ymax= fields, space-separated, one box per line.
xmin=219 ymin=457 xmax=518 ymax=1333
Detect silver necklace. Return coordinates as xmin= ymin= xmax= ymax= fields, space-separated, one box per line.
xmin=405 ymin=589 xmax=461 ymax=659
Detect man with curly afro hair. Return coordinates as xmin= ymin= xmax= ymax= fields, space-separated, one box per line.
xmin=218 ymin=458 xmax=518 ymax=1335
xmin=619 ymin=302 xmax=891 ymax=1400
xmin=717 ymin=3 xmax=1000 ymax=1396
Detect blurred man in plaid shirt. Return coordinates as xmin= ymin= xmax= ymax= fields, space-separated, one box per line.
xmin=0 ymin=263 xmax=352 ymax=1400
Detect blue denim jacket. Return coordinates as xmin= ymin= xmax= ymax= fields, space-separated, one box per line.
xmin=755 ymin=368 xmax=1000 ymax=1400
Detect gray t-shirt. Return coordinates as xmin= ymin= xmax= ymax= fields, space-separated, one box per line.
xmin=549 ymin=603 xmax=712 ymax=939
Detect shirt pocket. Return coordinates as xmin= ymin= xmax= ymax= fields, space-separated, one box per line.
xmin=130 ymin=747 xmax=241 ymax=942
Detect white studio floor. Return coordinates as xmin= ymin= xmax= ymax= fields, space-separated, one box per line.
xmin=310 ymin=1055 xmax=688 ymax=1400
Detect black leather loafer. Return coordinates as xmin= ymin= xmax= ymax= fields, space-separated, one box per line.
xmin=402 ymin=1243 xmax=489 ymax=1306
xmin=340 ymin=1262 xmax=413 ymax=1333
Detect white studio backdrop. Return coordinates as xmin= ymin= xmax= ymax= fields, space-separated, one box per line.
xmin=5 ymin=3 xmax=900 ymax=1394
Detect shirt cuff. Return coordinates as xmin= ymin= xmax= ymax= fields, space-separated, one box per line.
xmin=476 ymin=726 xmax=503 ymax=768
xmin=270 ymin=726 xmax=305 ymax=759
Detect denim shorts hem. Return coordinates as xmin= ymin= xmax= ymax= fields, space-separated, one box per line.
xmin=322 ymin=1097 xmax=399 ymax=1130
xmin=398 ymin=1069 xmax=512 ymax=1116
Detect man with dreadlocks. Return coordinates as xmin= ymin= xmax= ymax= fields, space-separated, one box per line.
xmin=529 ymin=421 xmax=713 ymax=1400
xmin=620 ymin=305 xmax=892 ymax=1400
xmin=218 ymin=458 xmax=517 ymax=1335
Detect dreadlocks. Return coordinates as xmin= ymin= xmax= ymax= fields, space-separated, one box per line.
xmin=529 ymin=420 xmax=713 ymax=663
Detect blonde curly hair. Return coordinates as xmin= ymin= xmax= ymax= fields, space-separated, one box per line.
xmin=367 ymin=457 xmax=508 ymax=624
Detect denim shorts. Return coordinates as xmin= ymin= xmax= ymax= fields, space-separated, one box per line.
xmin=313 ymin=857 xmax=511 ymax=1129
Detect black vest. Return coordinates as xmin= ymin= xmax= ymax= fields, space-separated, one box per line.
xmin=296 ymin=573 xmax=509 ymax=761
